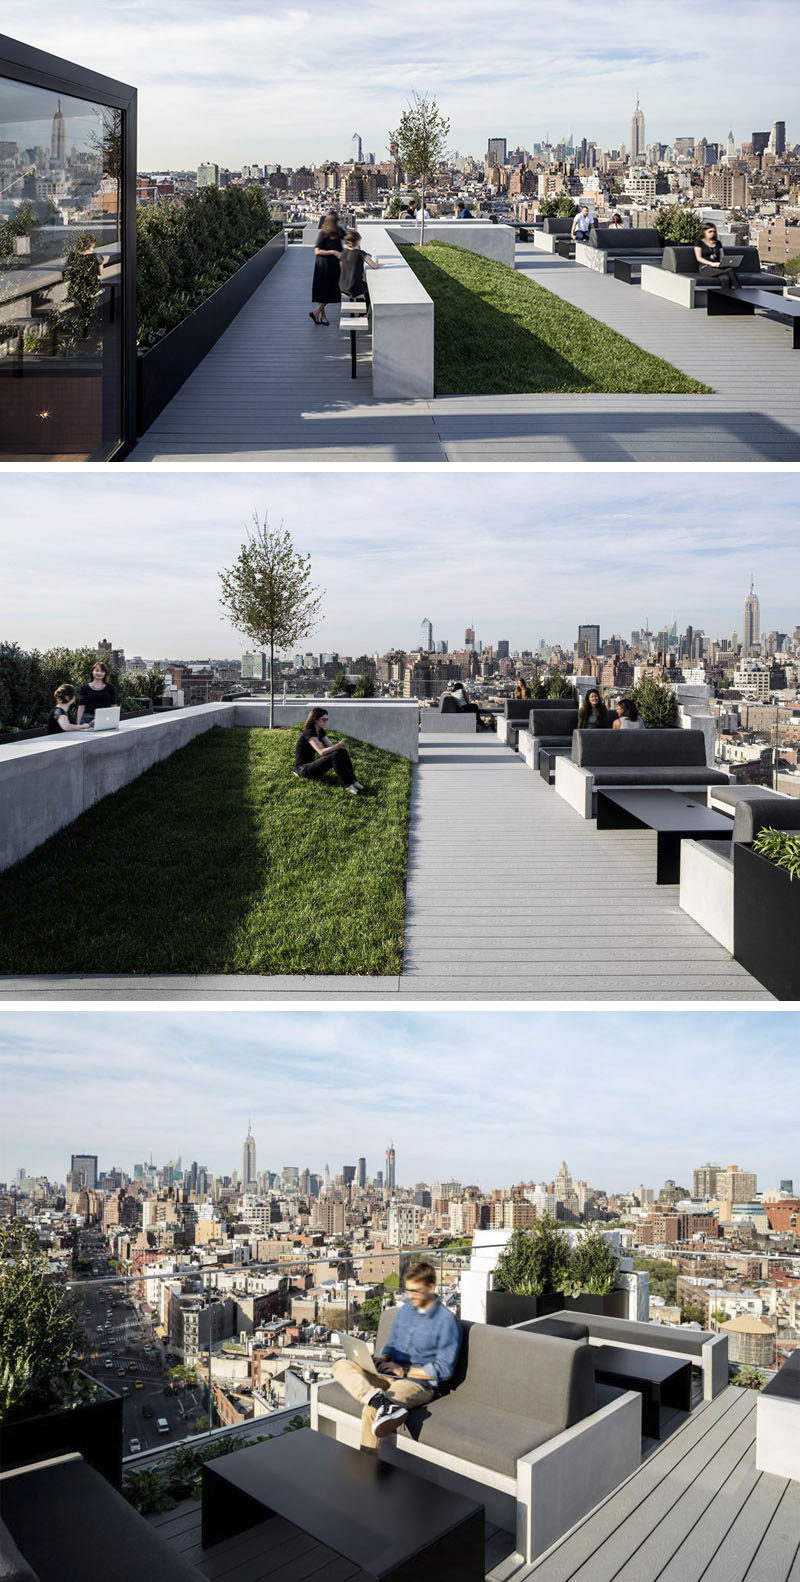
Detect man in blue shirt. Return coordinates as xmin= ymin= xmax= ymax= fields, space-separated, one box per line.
xmin=332 ymin=1260 xmax=462 ymax=1449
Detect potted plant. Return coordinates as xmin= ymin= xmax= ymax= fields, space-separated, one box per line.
xmin=733 ymin=828 xmax=800 ymax=999
xmin=487 ymin=1218 xmax=627 ymax=1325
xmin=0 ymin=1224 xmax=123 ymax=1486
xmin=555 ymin=1226 xmax=625 ymax=1316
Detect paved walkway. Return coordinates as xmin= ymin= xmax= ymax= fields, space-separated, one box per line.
xmin=131 ymin=243 xmax=800 ymax=462
xmin=400 ymin=733 xmax=769 ymax=999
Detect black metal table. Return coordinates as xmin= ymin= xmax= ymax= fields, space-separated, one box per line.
xmin=590 ymin=1346 xmax=692 ymax=1439
xmin=538 ymin=745 xmax=572 ymax=783
xmin=202 ymin=1427 xmax=484 ymax=1581
xmin=596 ymin=789 xmax=732 ymax=884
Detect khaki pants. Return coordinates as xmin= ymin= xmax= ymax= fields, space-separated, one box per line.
xmin=332 ymin=1357 xmax=434 ymax=1449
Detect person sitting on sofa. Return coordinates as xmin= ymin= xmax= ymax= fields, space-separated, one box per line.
xmin=332 ymin=1260 xmax=462 ymax=1449
xmin=577 ymin=687 xmax=610 ymax=729
xmin=447 ymin=683 xmax=493 ymax=730
xmin=571 ymin=205 xmax=595 ymax=242
xmin=694 ymin=222 xmax=741 ymax=292
xmin=613 ymin=697 xmax=645 ymax=730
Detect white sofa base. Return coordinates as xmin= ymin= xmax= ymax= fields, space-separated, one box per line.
xmin=311 ymin=1384 xmax=641 ymax=1564
xmin=554 ymin=758 xmax=731 ymax=821
xmin=679 ymin=839 xmax=734 ymax=953
xmin=640 ymin=263 xmax=704 ymax=309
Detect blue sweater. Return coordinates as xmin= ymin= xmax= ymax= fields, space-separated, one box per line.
xmin=383 ymin=1298 xmax=462 ymax=1388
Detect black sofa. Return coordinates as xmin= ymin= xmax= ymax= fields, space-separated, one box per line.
xmin=662 ymin=245 xmax=784 ymax=291
xmin=0 ymin=1455 xmax=199 ymax=1581
xmin=589 ymin=227 xmax=662 ymax=252
xmin=555 ymin=728 xmax=728 ymax=817
xmin=520 ymin=705 xmax=580 ymax=768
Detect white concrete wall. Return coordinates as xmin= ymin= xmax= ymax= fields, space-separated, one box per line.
xmin=679 ymin=839 xmax=734 ymax=953
xmin=382 ymin=220 xmax=516 ymax=267
xmin=532 ymin=231 xmax=562 ymax=252
xmin=0 ymin=700 xmax=420 ymax=873
xmin=419 ymin=712 xmax=477 ymax=734
xmin=640 ymin=263 xmax=699 ymax=308
xmin=355 ymin=224 xmax=434 ymax=399
xmin=574 ymin=242 xmax=610 ymax=274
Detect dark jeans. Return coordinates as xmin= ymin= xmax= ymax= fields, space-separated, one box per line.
xmin=297 ymin=745 xmax=356 ymax=787
xmin=699 ymin=265 xmax=740 ymax=291
xmin=461 ymin=703 xmax=492 ymax=731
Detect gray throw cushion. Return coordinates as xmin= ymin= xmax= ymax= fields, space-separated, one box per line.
xmin=663 ymin=244 xmax=766 ymax=276
xmin=732 ymin=797 xmax=800 ymax=844
xmin=574 ymin=728 xmax=707 ymax=770
xmin=713 ymin=785 xmax=782 ymax=809
xmin=0 ymin=1522 xmax=37 ymax=1582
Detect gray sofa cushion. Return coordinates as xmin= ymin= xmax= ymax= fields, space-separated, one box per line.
xmin=732 ymin=797 xmax=800 ymax=844
xmin=516 ymin=1316 xmax=590 ymax=1343
xmin=405 ymin=1397 xmax=556 ymax=1478
xmin=713 ymin=785 xmax=782 ymax=809
xmin=590 ymin=228 xmax=661 ymax=251
xmin=546 ymin=1311 xmax=712 ymax=1357
xmin=591 ymin=765 xmax=728 ymax=786
xmin=0 ymin=1521 xmax=37 ymax=1582
xmin=530 ymin=707 xmax=578 ymax=737
xmin=574 ymin=728 xmax=707 ymax=770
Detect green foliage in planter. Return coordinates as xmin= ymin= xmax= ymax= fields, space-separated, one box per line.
xmin=64 ymin=233 xmax=101 ymax=338
xmin=359 ymin=1295 xmax=383 ymax=1333
xmin=633 ymin=1256 xmax=678 ymax=1303
xmin=0 ymin=642 xmax=137 ymax=731
xmin=493 ymin=1216 xmax=571 ymax=1297
xmin=353 ymin=673 xmax=376 ymax=698
xmin=0 ymin=202 xmax=36 ymax=259
xmin=752 ymin=827 xmax=800 ymax=881
xmin=546 ymin=668 xmax=573 ymax=700
xmin=562 ymin=1226 xmax=621 ymax=1297
xmin=136 ymin=185 xmax=281 ymax=348
xmin=0 ymin=1223 xmax=86 ymax=1423
xmin=537 ymin=194 xmax=578 ymax=219
xmin=630 ymin=674 xmax=678 ymax=728
xmin=329 ymin=670 xmax=354 ymax=697
xmin=655 ymin=206 xmax=701 ymax=245
xmin=731 ymin=1365 xmax=767 ymax=1391
xmin=124 ymin=1424 xmax=308 ymax=1513
xmin=527 ymin=673 xmax=548 ymax=699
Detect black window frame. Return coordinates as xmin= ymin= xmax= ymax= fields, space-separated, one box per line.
xmin=0 ymin=32 xmax=137 ymax=459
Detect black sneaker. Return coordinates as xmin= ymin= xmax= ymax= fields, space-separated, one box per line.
xmin=372 ymin=1400 xmax=408 ymax=1439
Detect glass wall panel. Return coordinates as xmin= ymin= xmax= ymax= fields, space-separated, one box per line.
xmin=0 ymin=77 xmax=124 ymax=458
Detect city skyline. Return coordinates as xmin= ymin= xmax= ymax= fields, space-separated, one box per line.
xmin=1 ymin=1011 xmax=797 ymax=1185
xmin=3 ymin=474 xmax=799 ymax=656
xmin=3 ymin=1 xmax=794 ymax=168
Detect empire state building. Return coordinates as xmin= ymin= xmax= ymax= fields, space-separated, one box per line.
xmin=743 ymin=576 xmax=760 ymax=656
xmin=51 ymin=98 xmax=66 ymax=166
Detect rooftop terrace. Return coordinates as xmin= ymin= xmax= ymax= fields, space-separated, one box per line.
xmin=130 ymin=238 xmax=800 ymax=463
xmin=146 ymin=1385 xmax=799 ymax=1582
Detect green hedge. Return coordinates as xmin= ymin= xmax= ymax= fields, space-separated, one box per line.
xmin=137 ymin=185 xmax=281 ymax=348
xmin=0 ymin=642 xmax=163 ymax=732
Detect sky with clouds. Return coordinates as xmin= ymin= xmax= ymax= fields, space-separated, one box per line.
xmin=2 ymin=471 xmax=797 ymax=657
xmin=1 ymin=1010 xmax=797 ymax=1189
xmin=3 ymin=1 xmax=794 ymax=168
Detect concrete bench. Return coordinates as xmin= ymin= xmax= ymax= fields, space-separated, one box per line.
xmin=756 ymin=1352 xmax=800 ymax=1481
xmin=575 ymin=227 xmax=663 ymax=276
xmin=514 ymin=1312 xmax=729 ymax=1403
xmin=641 ymin=245 xmax=785 ymax=310
xmin=680 ymin=789 xmax=800 ymax=954
xmin=555 ymin=728 xmax=729 ymax=820
xmin=312 ymin=1312 xmax=641 ymax=1564
xmin=518 ymin=706 xmax=580 ymax=771
xmin=0 ymin=1454 xmax=199 ymax=1580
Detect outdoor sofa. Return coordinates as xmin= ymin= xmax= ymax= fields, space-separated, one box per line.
xmin=518 ymin=706 xmax=580 ymax=770
xmin=554 ymin=727 xmax=729 ymax=819
xmin=532 ymin=217 xmax=575 ymax=254
xmin=419 ymin=694 xmax=478 ymax=735
xmin=497 ymin=698 xmax=575 ymax=749
xmin=515 ymin=1312 xmax=729 ymax=1403
xmin=574 ymin=227 xmax=664 ymax=276
xmin=0 ymin=1453 xmax=199 ymax=1581
xmin=680 ymin=787 xmax=800 ymax=956
xmin=641 ymin=245 xmax=785 ymax=309
xmin=311 ymin=1312 xmax=641 ymax=1563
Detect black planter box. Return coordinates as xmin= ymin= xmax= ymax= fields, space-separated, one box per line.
xmin=486 ymin=1287 xmax=628 ymax=1327
xmin=0 ymin=1390 xmax=123 ymax=1488
xmin=733 ymin=843 xmax=800 ymax=1000
xmin=136 ymin=231 xmax=285 ymax=433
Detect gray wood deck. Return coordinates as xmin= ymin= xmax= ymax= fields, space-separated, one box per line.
xmin=130 ymin=244 xmax=800 ymax=463
xmin=521 ymin=1386 xmax=800 ymax=1582
xmin=400 ymin=733 xmax=770 ymax=999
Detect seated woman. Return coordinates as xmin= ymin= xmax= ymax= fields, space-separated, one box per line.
xmin=694 ymin=223 xmax=740 ymax=292
xmin=448 ymin=683 xmax=492 ymax=731
xmin=607 ymin=213 xmax=624 ymax=230
xmin=613 ymin=697 xmax=645 ymax=730
xmin=294 ymin=708 xmax=363 ymax=795
xmin=577 ymin=687 xmax=610 ymax=729
xmin=46 ymin=684 xmax=91 ymax=733
xmin=339 ymin=229 xmax=379 ymax=306
xmin=513 ymin=679 xmax=530 ymax=700
xmin=76 ymin=661 xmax=116 ymax=725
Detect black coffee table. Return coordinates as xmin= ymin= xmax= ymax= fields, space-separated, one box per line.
xmin=202 ymin=1427 xmax=484 ymax=1581
xmin=596 ymin=789 xmax=732 ymax=883
xmin=538 ymin=745 xmax=572 ymax=783
xmin=591 ymin=1346 xmax=692 ymax=1439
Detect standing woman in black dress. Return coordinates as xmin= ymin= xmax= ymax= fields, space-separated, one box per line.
xmin=76 ymin=660 xmax=117 ymax=725
xmin=311 ymin=215 xmax=343 ymax=325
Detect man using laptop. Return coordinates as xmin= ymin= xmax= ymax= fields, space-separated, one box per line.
xmin=332 ymin=1260 xmax=462 ymax=1450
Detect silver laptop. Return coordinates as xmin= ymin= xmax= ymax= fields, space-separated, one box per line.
xmin=92 ymin=706 xmax=121 ymax=731
xmin=336 ymin=1333 xmax=381 ymax=1371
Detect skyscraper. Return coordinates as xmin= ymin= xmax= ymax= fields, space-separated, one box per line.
xmin=357 ymin=1157 xmax=366 ymax=1188
xmin=487 ymin=137 xmax=507 ymax=166
xmin=242 ymin=1122 xmax=256 ymax=1189
xmin=497 ymin=640 xmax=509 ymax=660
xmin=385 ymin=1142 xmax=396 ymax=1193
xmin=630 ymin=96 xmax=645 ymax=161
xmin=743 ymin=577 xmax=760 ymax=655
xmin=578 ymin=623 xmax=601 ymax=655
xmin=351 ymin=132 xmax=363 ymax=163
xmin=420 ymin=617 xmax=433 ymax=652
xmin=50 ymin=99 xmax=66 ymax=166
xmin=70 ymin=1153 xmax=98 ymax=1189
xmin=768 ymin=120 xmax=786 ymax=157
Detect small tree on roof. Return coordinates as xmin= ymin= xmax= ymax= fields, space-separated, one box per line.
xmin=390 ymin=93 xmax=450 ymax=246
xmin=219 ymin=513 xmax=324 ymax=729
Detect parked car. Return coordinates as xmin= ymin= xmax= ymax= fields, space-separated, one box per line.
xmin=156 ymin=1418 xmax=170 ymax=1434
xmin=129 ymin=1438 xmax=141 ymax=1455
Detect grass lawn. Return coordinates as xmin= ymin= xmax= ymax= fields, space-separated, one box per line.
xmin=399 ymin=241 xmax=711 ymax=395
xmin=0 ymin=726 xmax=412 ymax=976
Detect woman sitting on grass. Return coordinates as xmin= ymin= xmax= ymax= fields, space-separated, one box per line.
xmin=294 ymin=708 xmax=364 ymax=795
xmin=46 ymin=684 xmax=92 ymax=733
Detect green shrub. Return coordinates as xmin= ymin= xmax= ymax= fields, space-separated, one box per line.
xmin=731 ymin=1366 xmax=767 ymax=1390
xmin=630 ymin=675 xmax=678 ymax=728
xmin=655 ymin=206 xmax=701 ymax=245
xmin=752 ymin=828 xmax=800 ymax=880
xmin=563 ymin=1228 xmax=620 ymax=1297
xmin=0 ymin=1224 xmax=86 ymax=1422
xmin=546 ymin=669 xmax=573 ymax=700
xmin=493 ymin=1217 xmax=571 ymax=1297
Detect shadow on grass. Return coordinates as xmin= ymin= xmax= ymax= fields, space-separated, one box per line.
xmin=401 ymin=243 xmax=710 ymax=396
xmin=0 ymin=727 xmax=412 ymax=976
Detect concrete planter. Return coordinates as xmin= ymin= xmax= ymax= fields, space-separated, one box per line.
xmin=136 ymin=231 xmax=285 ymax=433
xmin=733 ymin=843 xmax=800 ymax=999
xmin=0 ymin=1388 xmax=123 ymax=1487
